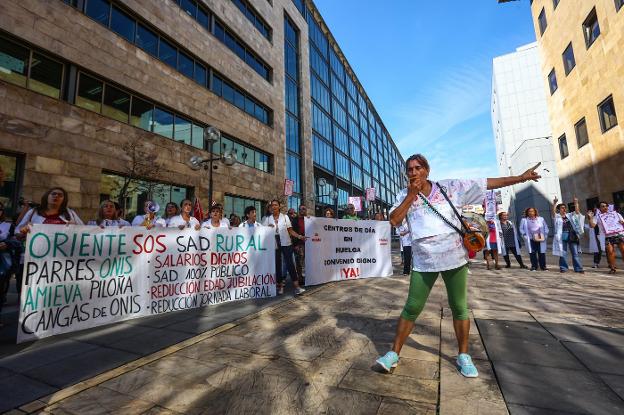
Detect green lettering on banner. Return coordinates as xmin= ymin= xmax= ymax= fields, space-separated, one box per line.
xmin=53 ymin=232 xmax=69 ymax=257
xmin=93 ymin=234 xmax=103 ymax=256
xmin=236 ymin=234 xmax=245 ymax=251
xmin=29 ymin=233 xmax=51 ymax=259
xmin=79 ymin=233 xmax=91 ymax=257
xmin=118 ymin=234 xmax=127 ymax=255
xmin=216 ymin=234 xmax=224 ymax=252
xmin=22 ymin=284 xmax=84 ymax=312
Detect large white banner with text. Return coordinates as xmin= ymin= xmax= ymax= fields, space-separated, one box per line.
xmin=304 ymin=218 xmax=392 ymax=286
xmin=18 ymin=225 xmax=275 ymax=343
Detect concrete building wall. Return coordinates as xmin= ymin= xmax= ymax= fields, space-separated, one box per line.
xmin=530 ymin=0 xmax=624 ymax=211
xmin=491 ymin=42 xmax=561 ymax=226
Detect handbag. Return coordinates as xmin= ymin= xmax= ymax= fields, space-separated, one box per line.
xmin=533 ymin=232 xmax=545 ymax=242
xmin=418 ymin=183 xmax=486 ymax=252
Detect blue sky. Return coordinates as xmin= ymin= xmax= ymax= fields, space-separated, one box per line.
xmin=313 ymin=0 xmax=537 ymax=180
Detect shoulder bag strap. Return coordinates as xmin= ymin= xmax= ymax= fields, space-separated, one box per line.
xmin=417 ymin=190 xmax=464 ymax=237
xmin=435 ymin=182 xmax=471 ymax=233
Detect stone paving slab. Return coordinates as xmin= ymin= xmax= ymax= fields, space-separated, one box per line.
xmin=542 ymin=323 xmax=624 ymax=347
xmin=563 ymin=342 xmax=624 ymax=375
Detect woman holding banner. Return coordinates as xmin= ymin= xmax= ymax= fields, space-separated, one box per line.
xmin=168 ymin=199 xmax=201 ymax=230
xmin=88 ymin=200 xmax=130 ymax=227
xmin=375 ymin=154 xmax=541 ymax=378
xmin=202 ymin=204 xmax=230 ymax=229
xmin=262 ymin=199 xmax=306 ymax=296
xmin=588 ymin=202 xmax=624 ymax=273
xmin=15 ymin=187 xmax=84 ymax=296
xmin=163 ymin=202 xmax=179 ymax=227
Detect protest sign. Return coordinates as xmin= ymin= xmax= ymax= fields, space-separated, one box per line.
xmin=304 ymin=217 xmax=392 ymax=286
xmin=18 ymin=225 xmax=275 ymax=342
xmin=598 ymin=211 xmax=624 ymax=236
xmin=484 ymin=190 xmax=496 ymax=221
xmin=365 ymin=187 xmax=376 ymax=202
xmin=348 ymin=196 xmax=362 ymax=212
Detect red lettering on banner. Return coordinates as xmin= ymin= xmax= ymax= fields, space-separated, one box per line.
xmin=341 ymin=268 xmax=360 ymax=279
xmin=132 ymin=234 xmax=167 ymax=254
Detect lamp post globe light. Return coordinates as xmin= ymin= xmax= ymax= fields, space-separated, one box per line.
xmin=187 ymin=126 xmax=240 ymax=210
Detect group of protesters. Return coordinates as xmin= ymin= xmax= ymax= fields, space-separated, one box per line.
xmin=0 ymin=187 xmax=393 ymax=326
xmin=396 ymin=195 xmax=624 ymax=276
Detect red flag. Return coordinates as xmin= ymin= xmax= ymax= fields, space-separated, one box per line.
xmin=193 ymin=197 xmax=203 ymax=222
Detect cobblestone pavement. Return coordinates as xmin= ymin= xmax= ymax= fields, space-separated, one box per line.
xmin=4 ymin=252 xmax=624 ymax=414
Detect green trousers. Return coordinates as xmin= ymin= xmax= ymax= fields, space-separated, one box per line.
xmin=400 ymin=265 xmax=469 ymax=321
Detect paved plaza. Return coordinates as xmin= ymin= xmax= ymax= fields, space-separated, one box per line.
xmin=0 ymin=251 xmax=623 ymax=414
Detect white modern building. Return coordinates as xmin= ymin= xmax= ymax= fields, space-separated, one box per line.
xmin=491 ymin=42 xmax=561 ymax=228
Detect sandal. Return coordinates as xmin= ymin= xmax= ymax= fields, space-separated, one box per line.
xmin=609 ymin=268 xmax=617 ymax=274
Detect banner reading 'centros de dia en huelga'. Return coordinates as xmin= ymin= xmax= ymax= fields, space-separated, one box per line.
xmin=304 ymin=217 xmax=392 ymax=286
xmin=18 ymin=225 xmax=275 ymax=343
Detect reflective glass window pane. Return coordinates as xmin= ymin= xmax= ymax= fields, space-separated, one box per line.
xmin=153 ymin=107 xmax=174 ymax=138
xmin=174 ymin=115 xmax=192 ymax=144
xmin=136 ymin=24 xmax=158 ymax=56
xmin=110 ymin=6 xmax=135 ymax=42
xmin=287 ymin=154 xmax=301 ymax=193
xmin=178 ymin=51 xmax=194 ymax=78
xmin=222 ymin=82 xmax=234 ymax=103
xmin=286 ymin=114 xmax=300 ymax=152
xmin=197 ymin=7 xmax=210 ymax=29
xmin=191 ymin=123 xmax=204 ymax=148
xmin=181 ymin=0 xmax=197 ymax=19
xmin=86 ymin=0 xmax=110 ymax=26
xmin=214 ymin=21 xmax=225 ymax=41
xmin=234 ymin=90 xmax=245 ymax=109
xmin=158 ymin=38 xmax=177 ymax=68
xmin=255 ymin=105 xmax=267 ymax=124
xmin=285 ymin=78 xmax=298 ymax=115
xmin=28 ymin=53 xmax=63 ymax=99
xmin=285 ymin=44 xmax=297 ymax=80
xmin=242 ymin=148 xmax=254 ymax=168
xmin=76 ymin=73 xmax=103 ymax=113
xmin=130 ymin=96 xmax=153 ymax=131
xmin=194 ymin=63 xmax=206 ymax=86
xmin=102 ymin=84 xmax=130 ymax=123
xmin=245 ymin=97 xmax=255 ymax=116
xmin=0 ymin=37 xmax=29 ymax=87
xmin=211 ymin=74 xmax=222 ymax=95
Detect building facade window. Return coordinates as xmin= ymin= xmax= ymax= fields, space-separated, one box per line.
xmin=617 ymin=0 xmax=624 ymax=12
xmin=553 ymin=0 xmax=560 ymax=9
xmin=574 ymin=118 xmax=589 ymax=148
xmin=562 ymin=43 xmax=576 ymax=75
xmin=0 ymin=36 xmax=64 ymax=99
xmin=291 ymin=0 xmax=305 ymax=16
xmin=313 ymin=134 xmax=333 ymax=172
xmin=213 ymin=134 xmax=272 ymax=173
xmin=224 ymin=194 xmax=265 ymax=219
xmin=538 ymin=8 xmax=548 ymax=35
xmin=614 ymin=190 xmax=624 ymax=212
xmin=583 ymin=8 xmax=601 ymax=48
xmin=558 ymin=134 xmax=569 ymax=159
xmin=230 ymin=0 xmax=272 ymax=40
xmin=0 ymin=151 xmax=24 ymax=218
xmin=63 ymin=0 xmax=272 ymax=124
xmin=548 ymin=68 xmax=558 ymax=94
xmin=598 ymin=96 xmax=618 ymax=132
xmin=100 ymin=171 xmax=191 ymax=221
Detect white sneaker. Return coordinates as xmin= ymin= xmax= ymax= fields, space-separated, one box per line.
xmin=294 ymin=287 xmax=306 ymax=296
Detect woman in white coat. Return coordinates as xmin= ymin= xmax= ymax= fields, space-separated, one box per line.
xmin=585 ymin=217 xmax=604 ymax=268
xmin=519 ymin=207 xmax=549 ymax=271
xmin=484 ymin=218 xmax=503 ymax=270
xmin=551 ymin=197 xmax=585 ymax=273
xmin=499 ymin=212 xmax=527 ymax=268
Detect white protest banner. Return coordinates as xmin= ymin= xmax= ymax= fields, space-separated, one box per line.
xmin=18 ymin=225 xmax=275 ymax=343
xmin=365 ymin=187 xmax=376 ymax=202
xmin=598 ymin=211 xmax=624 ymax=236
xmin=484 ymin=190 xmax=496 ymax=221
xmin=304 ymin=217 xmax=392 ymax=286
xmin=348 ymin=196 xmax=362 ymax=212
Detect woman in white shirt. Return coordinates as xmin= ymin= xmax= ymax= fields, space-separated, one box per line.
xmin=162 ymin=202 xmax=179 ymax=227
xmin=262 ymin=199 xmax=306 ymax=296
xmin=87 ymin=200 xmax=130 ymax=227
xmin=519 ymin=207 xmax=549 ymax=271
xmin=375 ymin=154 xmax=542 ymax=378
xmin=15 ymin=187 xmax=83 ymax=296
xmin=168 ymin=199 xmax=200 ymax=230
xmin=202 ymin=204 xmax=230 ymax=229
xmin=239 ymin=205 xmax=262 ymax=228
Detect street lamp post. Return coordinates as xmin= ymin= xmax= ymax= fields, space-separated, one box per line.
xmin=187 ymin=126 xmax=239 ymax=210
